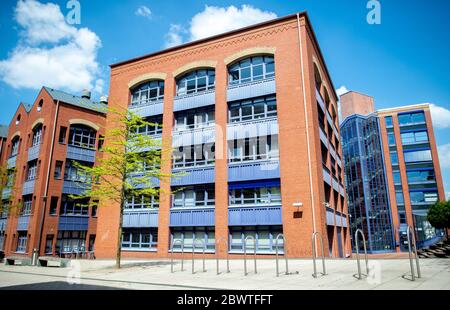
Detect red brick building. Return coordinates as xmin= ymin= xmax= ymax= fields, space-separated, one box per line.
xmin=0 ymin=87 xmax=106 ymax=259
xmin=96 ymin=12 xmax=350 ymax=259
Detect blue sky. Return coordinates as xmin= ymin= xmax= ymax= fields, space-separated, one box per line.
xmin=0 ymin=0 xmax=449 ymax=194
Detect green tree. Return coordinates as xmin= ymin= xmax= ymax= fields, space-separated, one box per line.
xmin=70 ymin=108 xmax=172 ymax=268
xmin=0 ymin=165 xmax=21 ymax=217
xmin=427 ymin=200 xmax=450 ymax=238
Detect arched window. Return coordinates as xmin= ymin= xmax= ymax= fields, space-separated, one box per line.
xmin=11 ymin=136 xmax=20 ymax=157
xmin=16 ymin=114 xmax=21 ymax=125
xmin=228 ymin=55 xmax=275 ymax=85
xmin=131 ymin=80 xmax=165 ymax=106
xmin=69 ymin=124 xmax=97 ymax=149
xmin=176 ymin=69 xmax=215 ymax=96
xmin=314 ymin=63 xmax=322 ymax=91
xmin=32 ymin=124 xmax=43 ymax=147
xmin=37 ymin=100 xmax=43 ymax=112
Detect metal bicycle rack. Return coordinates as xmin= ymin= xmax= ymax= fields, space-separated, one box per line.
xmin=170 ymin=239 xmax=185 ymax=273
xmin=311 ymin=231 xmax=327 ymax=278
xmin=215 ymin=237 xmax=230 ymax=275
xmin=406 ymin=225 xmax=421 ymax=281
xmin=244 ymin=235 xmax=257 ymax=276
xmin=275 ymin=234 xmax=289 ymax=277
xmin=191 ymin=239 xmax=207 ymax=274
xmin=354 ymin=229 xmax=369 ymax=280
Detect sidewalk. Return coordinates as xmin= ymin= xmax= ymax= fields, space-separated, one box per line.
xmin=0 ymin=258 xmax=449 ymax=290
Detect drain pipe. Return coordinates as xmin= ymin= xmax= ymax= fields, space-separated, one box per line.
xmin=36 ymin=100 xmax=60 ymax=261
xmin=297 ymin=13 xmax=317 ymax=233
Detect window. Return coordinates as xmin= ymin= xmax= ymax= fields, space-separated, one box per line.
xmin=11 ymin=137 xmax=20 ymax=157
xmin=229 ymin=185 xmax=281 ymax=206
xmin=174 ymin=108 xmax=214 ymax=131
xmin=59 ymin=126 xmax=67 ymax=144
xmin=228 ymin=56 xmax=275 ymax=85
xmin=56 ymin=231 xmax=86 ymax=254
xmin=387 ymin=132 xmax=396 ymax=146
xmin=409 ymin=191 xmax=438 ymax=204
xmin=131 ymin=80 xmax=164 ymax=106
xmin=170 ymin=227 xmax=215 ymax=252
xmin=125 ymin=193 xmax=160 ymax=210
xmin=229 ymin=135 xmax=279 ymax=162
xmin=228 ymin=95 xmax=277 ymax=123
xmin=228 ymin=226 xmax=283 ymax=254
xmin=69 ymin=125 xmax=96 ymax=149
xmin=32 ymin=124 xmax=43 ymax=146
xmin=64 ymin=161 xmax=90 ymax=183
xmin=399 ymin=213 xmax=407 ymax=224
xmin=172 ymin=186 xmax=215 ymax=208
xmin=16 ymin=114 xmax=21 ymax=125
xmin=406 ymin=169 xmax=435 ymax=184
xmin=398 ymin=111 xmax=425 ymax=126
xmin=49 ymin=197 xmax=59 ymax=215
xmin=404 ymin=150 xmax=432 ymax=163
xmin=122 ymin=228 xmax=158 ymax=250
xmin=385 ymin=116 xmax=393 ymax=127
xmin=91 ymin=205 xmax=98 ymax=217
xmin=176 ymin=69 xmax=215 ymax=96
xmin=21 ymin=195 xmax=33 ymax=215
xmin=16 ymin=232 xmax=27 ymax=253
xmin=395 ymin=191 xmax=405 ymax=205
xmin=401 ymin=131 xmax=429 ymax=145
xmin=54 ymin=161 xmax=63 ymax=179
xmin=393 ymin=171 xmax=402 ymax=185
xmin=173 ymin=143 xmax=215 ymax=168
xmin=37 ymin=100 xmax=43 ymax=112
xmin=98 ymin=135 xmax=105 ymax=151
xmin=390 ymin=151 xmax=399 ymax=166
xmin=60 ymin=196 xmax=88 ymax=216
xmin=26 ymin=161 xmax=38 ymax=181
xmin=45 ymin=235 xmax=53 ymax=254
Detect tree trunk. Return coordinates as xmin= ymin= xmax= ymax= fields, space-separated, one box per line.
xmin=115 ymin=201 xmax=124 ymax=269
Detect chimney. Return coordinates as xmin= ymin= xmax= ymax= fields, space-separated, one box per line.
xmin=81 ymin=89 xmax=91 ymax=99
xmin=100 ymin=95 xmax=108 ymax=105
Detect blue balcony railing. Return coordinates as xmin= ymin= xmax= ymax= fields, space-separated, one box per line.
xmin=228 ymin=160 xmax=280 ymax=182
xmin=171 ymin=165 xmax=215 ymax=186
xmin=228 ymin=206 xmax=282 ymax=226
xmin=28 ymin=144 xmax=40 ymax=162
xmin=227 ymin=117 xmax=278 ymax=140
xmin=227 ymin=78 xmax=276 ymax=102
xmin=322 ymin=166 xmax=331 ymax=186
xmin=62 ymin=180 xmax=91 ymax=195
xmin=129 ymin=99 xmax=164 ymax=117
xmin=17 ymin=215 xmax=30 ymax=231
xmin=172 ymin=124 xmax=215 ymax=147
xmin=123 ymin=209 xmax=159 ymax=228
xmin=22 ymin=179 xmax=35 ymax=196
xmin=316 ymin=88 xmax=325 ymax=113
xmin=67 ymin=145 xmax=96 ymax=163
xmin=170 ymin=207 xmax=215 ymax=227
xmin=173 ymin=90 xmax=215 ymax=112
xmin=58 ymin=216 xmax=89 ymax=231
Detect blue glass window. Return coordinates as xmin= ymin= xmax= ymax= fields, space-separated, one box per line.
xmin=176 ymin=69 xmax=215 ymax=96
xmin=122 ymin=228 xmax=158 ymax=250
xmin=395 ymin=191 xmax=405 ymax=205
xmin=409 ymin=191 xmax=438 ymax=204
xmin=388 ymin=132 xmax=396 ymax=146
xmin=406 ymin=170 xmax=435 ymax=184
xmin=393 ymin=171 xmax=402 ymax=184
xmin=229 ymin=56 xmax=275 ymax=85
xmin=401 ymin=131 xmax=428 ymax=145
xmin=390 ymin=151 xmax=399 ymax=165
xmin=404 ymin=150 xmax=432 ymax=163
xmin=131 ymin=80 xmax=164 ymax=106
xmin=385 ymin=116 xmax=393 ymax=127
xmin=398 ymin=112 xmax=425 ymax=126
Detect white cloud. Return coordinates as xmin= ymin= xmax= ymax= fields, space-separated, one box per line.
xmin=336 ymin=86 xmax=349 ymax=97
xmin=164 ymin=24 xmax=185 ymax=48
xmin=135 ymin=5 xmax=152 ymax=19
xmin=164 ymin=5 xmax=277 ymax=47
xmin=438 ymin=143 xmax=450 ymax=169
xmin=429 ymin=103 xmax=450 ymax=129
xmin=0 ymin=0 xmax=104 ymax=95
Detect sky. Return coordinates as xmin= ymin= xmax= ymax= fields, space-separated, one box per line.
xmin=0 ymin=0 xmax=449 ymax=195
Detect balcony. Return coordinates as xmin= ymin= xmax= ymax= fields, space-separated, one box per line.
xmin=0 ymin=218 xmax=7 ymax=231
xmin=7 ymin=156 xmax=17 ymax=169
xmin=322 ymin=166 xmax=331 ymax=186
xmin=2 ymin=188 xmax=11 ymax=200
xmin=227 ymin=78 xmax=276 ymax=102
xmin=17 ymin=215 xmax=30 ymax=231
xmin=172 ymin=124 xmax=215 ymax=147
xmin=170 ymin=207 xmax=215 ymax=227
xmin=28 ymin=144 xmax=40 ymax=162
xmin=228 ymin=205 xmax=282 ymax=226
xmin=228 ymin=159 xmax=280 ymax=182
xmin=173 ymin=90 xmax=215 ymax=112
xmin=171 ymin=165 xmax=215 ymax=186
xmin=339 ymin=184 xmax=345 ymax=197
xmin=227 ymin=117 xmax=278 ymax=140
xmin=58 ymin=216 xmax=89 ymax=231
xmin=62 ymin=180 xmax=91 ymax=195
xmin=22 ymin=179 xmax=35 ymax=196
xmin=326 ymin=210 xmax=348 ymax=228
xmin=123 ymin=209 xmax=159 ymax=228
xmin=67 ymin=145 xmax=96 ymax=163
xmin=128 ymin=99 xmax=164 ymax=117
xmin=319 ymin=126 xmax=327 ymax=146
xmin=316 ymin=88 xmax=325 ymax=113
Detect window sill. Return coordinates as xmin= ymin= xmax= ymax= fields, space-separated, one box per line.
xmin=121 ymin=248 xmax=158 ymax=252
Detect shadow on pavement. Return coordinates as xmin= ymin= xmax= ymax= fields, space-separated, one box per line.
xmin=0 ymin=281 xmax=127 ymax=290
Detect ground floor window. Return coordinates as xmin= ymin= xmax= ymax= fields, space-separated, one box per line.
xmin=45 ymin=235 xmax=54 ymax=254
xmin=0 ymin=232 xmax=5 ymax=251
xmin=56 ymin=231 xmax=87 ymax=254
xmin=229 ymin=226 xmax=283 ymax=254
xmin=122 ymin=228 xmax=158 ymax=251
xmin=170 ymin=227 xmax=215 ymax=252
xmin=16 ymin=232 xmax=28 ymax=253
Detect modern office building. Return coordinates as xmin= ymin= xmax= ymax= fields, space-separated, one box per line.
xmin=96 ymin=12 xmax=350 ymax=259
xmin=0 ymin=87 xmax=106 ymax=258
xmin=341 ymin=91 xmax=445 ymax=252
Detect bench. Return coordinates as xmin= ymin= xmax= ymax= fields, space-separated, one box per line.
xmin=38 ymin=256 xmax=69 ymax=268
xmin=5 ymin=256 xmax=32 ymax=266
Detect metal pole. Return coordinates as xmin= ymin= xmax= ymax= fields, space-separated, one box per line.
xmin=411 ymin=227 xmax=421 ymax=278
xmin=244 ymin=235 xmax=257 ymax=276
xmin=191 ymin=239 xmax=206 ymax=274
xmin=406 ymin=225 xmax=421 ymax=280
xmin=355 ymin=229 xmax=369 ymax=280
xmin=171 ymin=239 xmax=184 ymax=273
xmin=275 ymin=234 xmax=289 ymax=277
xmin=312 ymin=231 xmax=326 ymax=278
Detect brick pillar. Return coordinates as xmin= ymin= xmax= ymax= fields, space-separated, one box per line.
xmin=214 ymin=61 xmax=229 ymax=259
